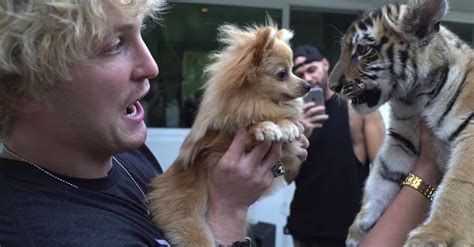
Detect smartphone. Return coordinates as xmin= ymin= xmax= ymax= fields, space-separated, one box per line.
xmin=303 ymin=87 xmax=325 ymax=106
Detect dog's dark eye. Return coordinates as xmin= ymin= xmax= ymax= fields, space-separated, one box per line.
xmin=277 ymin=70 xmax=288 ymax=81
xmin=357 ymin=45 xmax=371 ymax=55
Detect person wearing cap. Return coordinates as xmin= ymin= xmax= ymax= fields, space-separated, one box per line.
xmin=292 ymin=45 xmax=331 ymax=137
xmin=285 ymin=44 xmax=386 ymax=246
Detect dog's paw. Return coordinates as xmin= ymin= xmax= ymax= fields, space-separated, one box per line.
xmin=405 ymin=224 xmax=469 ymax=247
xmin=253 ymin=121 xmax=282 ymax=141
xmin=277 ymin=120 xmax=300 ymax=142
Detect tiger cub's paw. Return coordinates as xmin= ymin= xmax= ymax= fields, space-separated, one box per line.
xmin=405 ymin=224 xmax=469 ymax=247
xmin=251 ymin=121 xmax=283 ymax=142
xmin=346 ymin=211 xmax=377 ymax=247
xmin=346 ymin=223 xmax=366 ymax=247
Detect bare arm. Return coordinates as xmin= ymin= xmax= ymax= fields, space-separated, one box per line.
xmin=360 ymin=122 xmax=442 ymax=246
xmin=363 ymin=110 xmax=385 ymax=163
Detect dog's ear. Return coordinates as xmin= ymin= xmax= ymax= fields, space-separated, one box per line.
xmin=276 ymin=29 xmax=294 ymax=44
xmin=252 ymin=26 xmax=274 ymax=67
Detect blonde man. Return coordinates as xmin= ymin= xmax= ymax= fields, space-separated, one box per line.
xmin=0 ymin=1 xmax=309 ymax=246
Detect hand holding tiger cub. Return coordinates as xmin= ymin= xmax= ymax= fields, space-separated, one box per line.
xmin=410 ymin=123 xmax=442 ymax=187
xmin=360 ymin=122 xmax=442 ymax=247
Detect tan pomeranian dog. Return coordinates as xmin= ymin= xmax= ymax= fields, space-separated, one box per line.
xmin=148 ymin=23 xmax=311 ymax=246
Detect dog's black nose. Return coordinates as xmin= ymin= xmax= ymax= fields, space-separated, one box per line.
xmin=303 ymin=82 xmax=312 ymax=90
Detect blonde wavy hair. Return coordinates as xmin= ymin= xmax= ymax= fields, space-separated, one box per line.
xmin=0 ymin=0 xmax=166 ymax=138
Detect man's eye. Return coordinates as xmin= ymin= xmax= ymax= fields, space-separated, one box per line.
xmin=306 ymin=66 xmax=316 ymax=73
xmin=277 ymin=70 xmax=288 ymax=81
xmin=104 ymin=39 xmax=123 ymax=54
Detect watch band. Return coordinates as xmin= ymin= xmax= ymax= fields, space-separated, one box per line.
xmin=401 ymin=173 xmax=436 ymax=201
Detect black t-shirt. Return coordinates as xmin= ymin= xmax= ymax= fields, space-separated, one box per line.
xmin=287 ymin=95 xmax=369 ymax=241
xmin=0 ymin=145 xmax=170 ymax=247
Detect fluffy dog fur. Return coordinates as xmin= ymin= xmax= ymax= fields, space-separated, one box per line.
xmin=148 ymin=24 xmax=310 ymax=246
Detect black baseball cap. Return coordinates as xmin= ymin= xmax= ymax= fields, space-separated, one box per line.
xmin=293 ymin=44 xmax=324 ymax=71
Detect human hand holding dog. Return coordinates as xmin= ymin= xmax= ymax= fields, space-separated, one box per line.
xmin=207 ymin=130 xmax=282 ymax=245
xmin=302 ymin=101 xmax=329 ymax=137
xmin=283 ymin=130 xmax=310 ymax=183
xmin=294 ymin=121 xmax=309 ymax=162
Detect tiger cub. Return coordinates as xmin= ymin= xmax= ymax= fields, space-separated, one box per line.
xmin=328 ymin=0 xmax=474 ymax=246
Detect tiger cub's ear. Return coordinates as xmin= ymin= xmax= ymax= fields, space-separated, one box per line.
xmin=399 ymin=0 xmax=448 ymax=40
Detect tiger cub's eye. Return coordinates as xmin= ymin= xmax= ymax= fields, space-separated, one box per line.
xmin=357 ymin=45 xmax=371 ymax=55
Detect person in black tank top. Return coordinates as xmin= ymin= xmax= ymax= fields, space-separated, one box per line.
xmin=287 ymin=45 xmax=385 ymax=247
xmin=287 ymin=95 xmax=369 ymax=246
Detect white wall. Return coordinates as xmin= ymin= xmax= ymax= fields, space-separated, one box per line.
xmin=145 ymin=128 xmax=190 ymax=171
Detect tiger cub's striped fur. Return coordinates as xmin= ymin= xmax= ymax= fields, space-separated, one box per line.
xmin=329 ymin=0 xmax=474 ymax=246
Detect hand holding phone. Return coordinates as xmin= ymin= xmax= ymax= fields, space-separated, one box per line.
xmin=302 ymin=88 xmax=328 ymax=135
xmin=303 ymin=87 xmax=325 ymax=106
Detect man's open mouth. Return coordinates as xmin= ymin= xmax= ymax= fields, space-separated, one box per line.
xmin=125 ymin=101 xmax=139 ymax=117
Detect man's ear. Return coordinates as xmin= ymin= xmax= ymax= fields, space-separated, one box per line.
xmin=400 ymin=0 xmax=448 ymax=39
xmin=322 ymin=58 xmax=330 ymax=73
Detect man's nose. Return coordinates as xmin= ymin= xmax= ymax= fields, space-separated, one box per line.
xmin=303 ymin=73 xmax=312 ymax=83
xmin=132 ymin=38 xmax=159 ymax=81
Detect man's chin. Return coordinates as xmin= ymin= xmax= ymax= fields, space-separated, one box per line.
xmin=120 ymin=126 xmax=147 ymax=151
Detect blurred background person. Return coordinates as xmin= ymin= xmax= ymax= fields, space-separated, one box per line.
xmin=285 ymin=44 xmax=385 ymax=247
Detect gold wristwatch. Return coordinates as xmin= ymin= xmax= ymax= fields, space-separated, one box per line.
xmin=401 ymin=173 xmax=436 ymax=201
